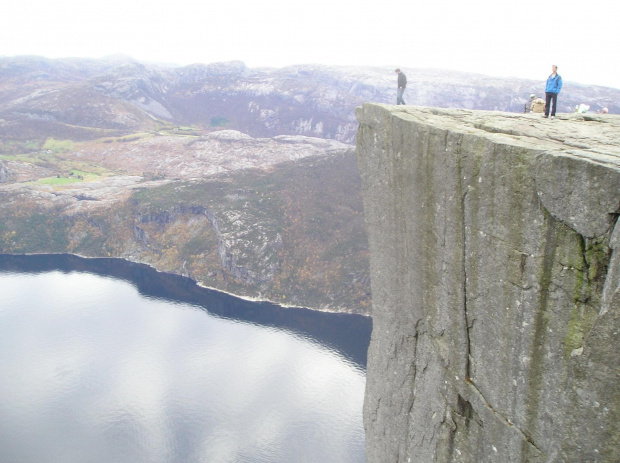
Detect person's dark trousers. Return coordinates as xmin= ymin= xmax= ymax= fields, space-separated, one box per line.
xmin=545 ymin=92 xmax=558 ymax=117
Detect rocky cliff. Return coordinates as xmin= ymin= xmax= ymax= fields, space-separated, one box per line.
xmin=356 ymin=104 xmax=620 ymax=462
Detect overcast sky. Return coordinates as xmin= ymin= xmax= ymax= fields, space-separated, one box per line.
xmin=2 ymin=0 xmax=619 ymax=89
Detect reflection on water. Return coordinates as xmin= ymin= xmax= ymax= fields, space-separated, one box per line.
xmin=0 ymin=255 xmax=370 ymax=463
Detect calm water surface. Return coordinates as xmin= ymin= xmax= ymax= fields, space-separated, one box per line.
xmin=0 ymin=255 xmax=371 ymax=463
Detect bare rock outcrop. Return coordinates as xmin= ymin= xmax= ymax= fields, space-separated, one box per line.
xmin=356 ymin=104 xmax=620 ymax=462
xmin=0 ymin=160 xmax=8 ymax=182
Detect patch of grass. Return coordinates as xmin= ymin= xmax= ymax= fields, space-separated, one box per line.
xmin=176 ymin=126 xmax=201 ymax=136
xmin=38 ymin=168 xmax=104 ymax=185
xmin=93 ymin=132 xmax=151 ymax=143
xmin=116 ymin=132 xmax=153 ymax=142
xmin=69 ymin=169 xmax=91 ymax=177
xmin=0 ymin=139 xmax=42 ymax=155
xmin=42 ymin=138 xmax=76 ymax=153
xmin=150 ymin=122 xmax=201 ymax=137
xmin=155 ymin=120 xmax=176 ymax=130
xmin=39 ymin=176 xmax=80 ymax=185
xmin=1 ymin=152 xmax=51 ymax=165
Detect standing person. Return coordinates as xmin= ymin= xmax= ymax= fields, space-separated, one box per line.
xmin=395 ymin=69 xmax=407 ymax=105
xmin=544 ymin=65 xmax=563 ymax=118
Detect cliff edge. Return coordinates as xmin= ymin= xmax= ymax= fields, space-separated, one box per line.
xmin=356 ymin=104 xmax=620 ymax=462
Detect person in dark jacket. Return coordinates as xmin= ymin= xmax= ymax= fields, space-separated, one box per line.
xmin=543 ymin=65 xmax=563 ymax=118
xmin=395 ymin=69 xmax=407 ymax=105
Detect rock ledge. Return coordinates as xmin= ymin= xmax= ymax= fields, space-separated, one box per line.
xmin=357 ymin=104 xmax=620 ymax=462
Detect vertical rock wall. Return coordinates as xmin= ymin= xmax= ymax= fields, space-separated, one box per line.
xmin=356 ymin=104 xmax=620 ymax=462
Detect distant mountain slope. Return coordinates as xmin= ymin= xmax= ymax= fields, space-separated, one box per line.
xmin=1 ymin=56 xmax=619 ymax=145
xmin=0 ymin=132 xmax=369 ymax=313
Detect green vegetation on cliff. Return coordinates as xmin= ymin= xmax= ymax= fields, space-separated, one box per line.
xmin=123 ymin=153 xmax=370 ymax=312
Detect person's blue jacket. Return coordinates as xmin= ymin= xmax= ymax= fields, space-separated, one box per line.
xmin=545 ymin=74 xmax=563 ymax=94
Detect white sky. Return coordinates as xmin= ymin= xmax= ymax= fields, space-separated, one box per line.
xmin=2 ymin=0 xmax=619 ymax=89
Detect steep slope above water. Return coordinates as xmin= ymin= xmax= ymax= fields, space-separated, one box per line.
xmin=0 ymin=133 xmax=370 ymax=313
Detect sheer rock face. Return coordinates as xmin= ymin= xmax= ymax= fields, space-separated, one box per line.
xmin=356 ymin=104 xmax=620 ymax=462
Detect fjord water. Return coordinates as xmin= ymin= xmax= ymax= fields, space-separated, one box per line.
xmin=0 ymin=255 xmax=370 ymax=463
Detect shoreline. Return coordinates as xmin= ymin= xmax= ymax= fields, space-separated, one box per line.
xmin=0 ymin=251 xmax=370 ymax=318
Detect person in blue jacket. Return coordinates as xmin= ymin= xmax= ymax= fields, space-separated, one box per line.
xmin=544 ymin=65 xmax=563 ymax=118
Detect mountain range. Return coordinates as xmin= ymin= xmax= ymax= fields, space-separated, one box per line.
xmin=2 ymin=55 xmax=618 ymax=147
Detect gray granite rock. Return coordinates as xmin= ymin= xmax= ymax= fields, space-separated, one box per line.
xmin=0 ymin=160 xmax=7 ymax=183
xmin=356 ymin=104 xmax=620 ymax=462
